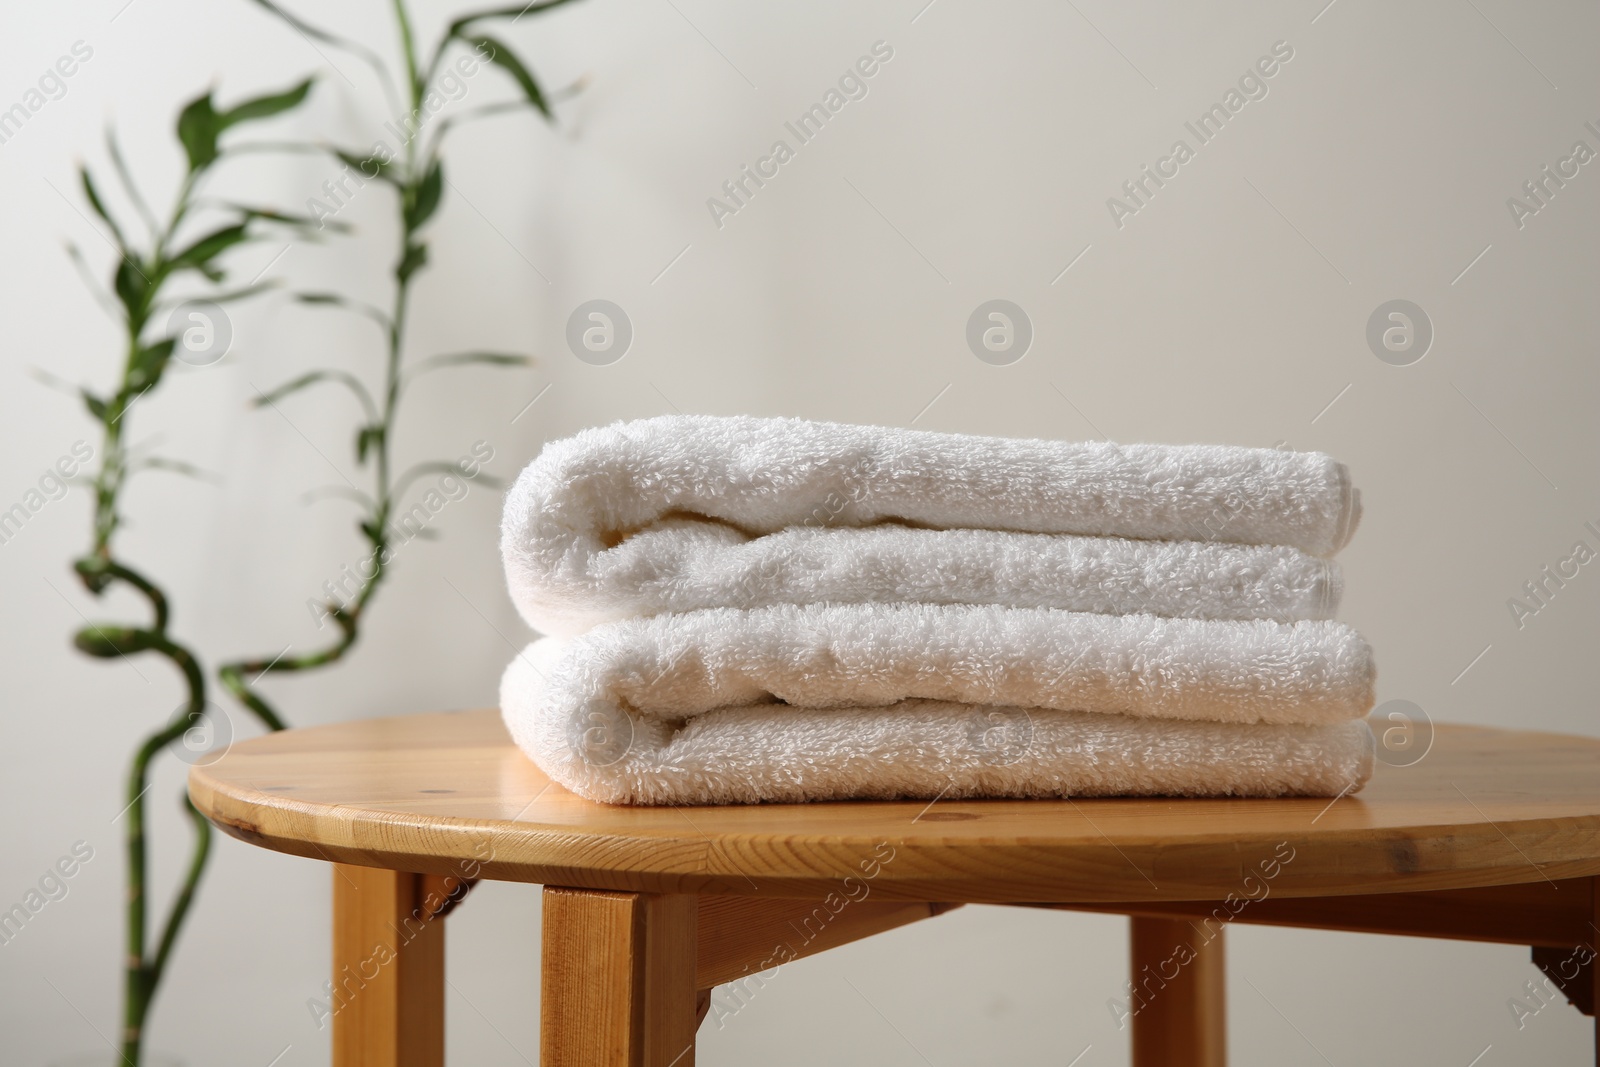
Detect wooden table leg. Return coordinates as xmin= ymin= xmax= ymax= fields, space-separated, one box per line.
xmin=331 ymin=865 xmax=449 ymax=1067
xmin=1129 ymin=917 xmax=1226 ymax=1067
xmin=541 ymin=887 xmax=698 ymax=1067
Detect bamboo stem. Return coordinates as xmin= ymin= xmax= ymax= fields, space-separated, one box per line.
xmin=215 ymin=0 xmax=425 ymax=731
xmin=76 ymin=97 xmax=304 ymax=1066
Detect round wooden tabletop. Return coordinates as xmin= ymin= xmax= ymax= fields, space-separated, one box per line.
xmin=188 ymin=710 xmax=1600 ymax=904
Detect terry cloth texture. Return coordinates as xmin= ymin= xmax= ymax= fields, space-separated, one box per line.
xmin=498 ymin=602 xmax=1376 ymax=804
xmin=497 ymin=416 xmax=1375 ymax=805
xmin=501 ymin=415 xmax=1359 ymax=637
xmin=499 ymin=627 xmax=1375 ymax=806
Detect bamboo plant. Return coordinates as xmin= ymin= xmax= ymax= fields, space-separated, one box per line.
xmin=66 ymin=5 xmax=577 ymax=1060
xmin=67 ymin=79 xmax=321 ymax=1065
xmin=219 ymin=0 xmax=579 ymax=727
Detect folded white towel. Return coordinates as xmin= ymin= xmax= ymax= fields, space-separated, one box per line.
xmin=499 ymin=602 xmax=1376 ymax=804
xmin=500 ymin=670 xmax=1376 ymax=807
xmin=501 ymin=415 xmax=1361 ymax=638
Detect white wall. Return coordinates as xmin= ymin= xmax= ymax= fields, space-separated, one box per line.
xmin=2 ymin=0 xmax=1597 ymax=1064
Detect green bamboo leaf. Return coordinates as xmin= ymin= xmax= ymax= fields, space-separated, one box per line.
xmin=462 ymin=35 xmax=551 ymax=118
xmin=27 ymin=363 xmax=81 ymax=398
xmin=136 ymin=456 xmax=222 ymax=483
xmin=176 ymin=91 xmax=222 ymax=171
xmin=62 ymin=241 xmax=122 ymax=317
xmin=295 ymin=292 xmax=344 ymax=306
xmin=292 ymin=291 xmax=391 ymax=331
xmin=396 ymin=460 xmax=504 ymax=499
xmin=245 ymin=0 xmax=352 ymax=50
xmin=105 ymin=128 xmax=160 ymax=237
xmin=113 ymin=255 xmax=151 ymax=319
xmin=245 ymin=0 xmax=395 ymax=98
xmin=406 ymin=159 xmax=444 ymax=231
xmin=226 ymin=203 xmax=352 ymax=234
xmin=177 ymin=79 xmax=314 ymax=173
xmin=79 ymin=166 xmax=127 ymax=248
xmin=81 ymin=389 xmax=109 ymax=422
xmin=252 ymin=370 xmax=377 ymax=420
xmin=129 ymin=338 xmax=177 ymax=392
xmin=406 ymin=351 xmax=532 ymax=382
xmin=420 ymin=101 xmax=535 ymax=154
xmin=355 ymin=424 xmax=383 ymax=464
xmin=251 ymin=371 xmax=328 ymax=406
xmin=396 ymin=240 xmax=428 ymax=284
xmin=168 ymin=223 xmax=251 ymax=272
xmin=160 ymin=281 xmax=278 ymax=311
xmin=332 ymin=148 xmax=397 ymax=185
xmin=395 ymin=460 xmax=467 ymax=499
xmin=430 ymin=351 xmax=530 ymax=367
xmin=447 ymin=0 xmax=582 ymax=38
xmin=218 ymin=78 xmax=313 ymax=127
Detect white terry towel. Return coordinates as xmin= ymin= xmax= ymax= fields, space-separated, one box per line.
xmin=501 ymin=415 xmax=1360 ymax=637
xmin=499 ymin=603 xmax=1377 ymax=804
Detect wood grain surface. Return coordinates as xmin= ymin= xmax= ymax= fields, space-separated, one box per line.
xmin=189 ymin=710 xmax=1600 ymax=903
xmin=1129 ymin=917 xmax=1226 ymax=1067
xmin=331 ymin=865 xmax=445 ymax=1067
xmin=540 ymin=888 xmax=697 ymax=1067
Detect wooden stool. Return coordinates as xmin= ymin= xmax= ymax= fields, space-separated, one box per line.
xmin=189 ymin=711 xmax=1600 ymax=1066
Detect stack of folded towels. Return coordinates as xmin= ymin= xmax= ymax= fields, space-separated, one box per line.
xmin=498 ymin=415 xmax=1376 ymax=805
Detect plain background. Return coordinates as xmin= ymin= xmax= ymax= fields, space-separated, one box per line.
xmin=3 ymin=0 xmax=1597 ymax=1063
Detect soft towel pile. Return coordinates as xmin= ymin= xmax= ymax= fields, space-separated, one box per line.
xmin=499 ymin=415 xmax=1376 ymax=805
